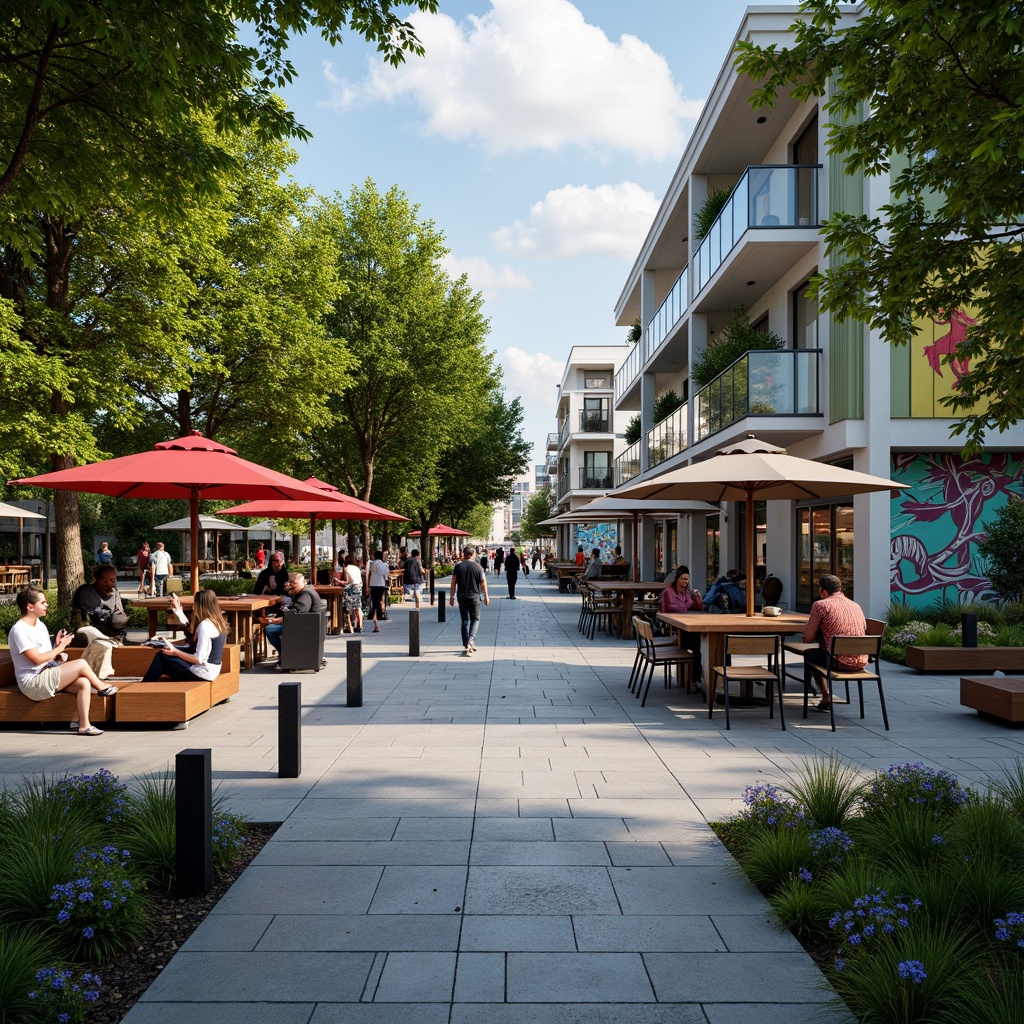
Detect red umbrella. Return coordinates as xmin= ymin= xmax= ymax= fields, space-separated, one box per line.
xmin=218 ymin=494 xmax=406 ymax=571
xmin=407 ymin=524 xmax=471 ymax=537
xmin=13 ymin=432 xmax=332 ymax=589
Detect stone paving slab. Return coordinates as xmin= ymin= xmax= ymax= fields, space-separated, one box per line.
xmin=5 ymin=575 xmax=998 ymax=1022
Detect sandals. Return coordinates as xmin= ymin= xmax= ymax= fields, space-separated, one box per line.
xmin=78 ymin=725 xmax=104 ymax=736
xmin=97 ymin=685 xmax=118 ymax=697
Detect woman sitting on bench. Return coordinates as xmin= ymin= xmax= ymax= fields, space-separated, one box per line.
xmin=9 ymin=587 xmax=117 ymax=736
xmin=143 ymin=589 xmax=227 ymax=682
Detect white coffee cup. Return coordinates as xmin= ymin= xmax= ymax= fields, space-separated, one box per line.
xmin=762 ymin=606 xmax=782 ymax=616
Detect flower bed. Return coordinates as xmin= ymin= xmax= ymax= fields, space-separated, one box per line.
xmin=714 ymin=756 xmax=1024 ymax=1022
xmin=0 ymin=769 xmax=256 ymax=1023
xmin=881 ymin=600 xmax=1024 ymax=664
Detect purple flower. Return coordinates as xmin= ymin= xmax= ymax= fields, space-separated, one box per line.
xmin=83 ymin=927 xmax=94 ymax=939
xmin=898 ymin=960 xmax=927 ymax=985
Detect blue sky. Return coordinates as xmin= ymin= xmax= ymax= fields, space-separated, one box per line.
xmin=276 ymin=0 xmax=761 ymax=462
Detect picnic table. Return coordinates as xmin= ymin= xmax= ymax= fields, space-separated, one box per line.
xmin=0 ymin=566 xmax=30 ymax=593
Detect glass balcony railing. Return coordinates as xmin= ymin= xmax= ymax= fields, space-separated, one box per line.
xmin=558 ymin=470 xmax=569 ymax=498
xmin=614 ymin=267 xmax=688 ymax=402
xmin=615 ymin=439 xmax=642 ymax=486
xmin=557 ymin=418 xmax=569 ymax=450
xmin=578 ymin=468 xmax=614 ymax=491
xmin=647 ymin=403 xmax=688 ymax=469
xmin=546 ymin=432 xmax=558 ymax=450
xmin=693 ymin=164 xmax=820 ymax=296
xmin=695 ymin=349 xmax=821 ymax=442
xmin=579 ymin=410 xmax=611 ymax=432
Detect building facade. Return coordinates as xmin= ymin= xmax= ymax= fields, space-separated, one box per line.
xmin=613 ymin=5 xmax=1024 ymax=614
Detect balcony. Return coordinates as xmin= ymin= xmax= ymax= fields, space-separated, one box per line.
xmin=615 ymin=439 xmax=641 ymax=487
xmin=694 ymin=349 xmax=821 ymax=442
xmin=557 ymin=469 xmax=570 ymax=498
xmin=578 ymin=468 xmax=614 ymax=491
xmin=578 ymin=409 xmax=611 ymax=433
xmin=692 ymin=164 xmax=820 ymax=298
xmin=647 ymin=403 xmax=688 ymax=469
xmin=558 ymin=418 xmax=569 ymax=450
xmin=546 ymin=432 xmax=558 ymax=451
xmin=614 ymin=267 xmax=688 ymax=403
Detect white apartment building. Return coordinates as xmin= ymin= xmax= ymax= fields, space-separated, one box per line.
xmin=613 ymin=5 xmax=1024 ymax=615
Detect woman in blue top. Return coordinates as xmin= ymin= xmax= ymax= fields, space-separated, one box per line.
xmin=142 ymin=589 xmax=228 ymax=682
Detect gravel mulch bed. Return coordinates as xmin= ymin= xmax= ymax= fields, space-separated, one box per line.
xmin=86 ymin=822 xmax=279 ymax=1023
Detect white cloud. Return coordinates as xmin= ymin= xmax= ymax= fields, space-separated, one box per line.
xmin=326 ymin=0 xmax=700 ymax=160
xmin=492 ymin=182 xmax=659 ymax=260
xmin=442 ymin=254 xmax=532 ymax=300
xmin=501 ymin=346 xmax=563 ymax=400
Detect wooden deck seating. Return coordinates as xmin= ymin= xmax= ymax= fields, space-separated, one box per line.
xmin=0 ymin=644 xmax=240 ymax=727
xmin=960 ymin=677 xmax=1024 ymax=725
xmin=907 ymin=646 xmax=1024 ymax=673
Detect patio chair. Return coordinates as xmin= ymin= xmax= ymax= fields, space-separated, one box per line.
xmin=710 ymin=634 xmax=785 ymax=731
xmin=588 ymin=589 xmax=622 ymax=640
xmin=629 ymin=615 xmax=690 ymax=695
xmin=633 ymin=616 xmax=693 ymax=707
xmin=279 ymin=609 xmax=327 ymax=672
xmin=802 ymin=633 xmax=888 ymax=732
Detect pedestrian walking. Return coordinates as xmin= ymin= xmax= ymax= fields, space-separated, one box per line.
xmin=493 ymin=546 xmax=505 ymax=576
xmin=504 ymin=546 xmax=521 ymax=599
xmin=450 ymin=545 xmax=489 ymax=656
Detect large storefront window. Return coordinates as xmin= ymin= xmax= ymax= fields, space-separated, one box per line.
xmin=797 ymin=503 xmax=854 ymax=609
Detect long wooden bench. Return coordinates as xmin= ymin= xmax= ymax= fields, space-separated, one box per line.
xmin=0 ymin=644 xmax=240 ymax=727
xmin=961 ymin=677 xmax=1024 ymax=725
xmin=906 ymin=646 xmax=1024 ymax=673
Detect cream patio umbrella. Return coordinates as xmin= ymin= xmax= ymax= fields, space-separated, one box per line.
xmin=613 ymin=434 xmax=908 ymax=615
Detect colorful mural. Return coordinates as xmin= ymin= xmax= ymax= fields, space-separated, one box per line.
xmin=904 ymin=307 xmax=985 ymax=418
xmin=889 ymin=452 xmax=1024 ymax=608
xmin=574 ymin=523 xmax=619 ymax=563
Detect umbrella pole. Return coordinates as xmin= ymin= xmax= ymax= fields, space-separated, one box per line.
xmin=190 ymin=488 xmax=200 ymax=595
xmin=745 ymin=491 xmax=755 ymax=616
xmin=632 ymin=513 xmax=639 ymax=582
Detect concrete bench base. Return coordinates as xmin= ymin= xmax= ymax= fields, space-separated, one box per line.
xmin=960 ymin=677 xmax=1024 ymax=726
xmin=906 ymin=646 xmax=1024 ymax=673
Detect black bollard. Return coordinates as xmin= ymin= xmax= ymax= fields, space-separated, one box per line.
xmin=961 ymin=613 xmax=978 ymax=648
xmin=438 ymin=593 xmax=446 ymax=622
xmin=347 ymin=638 xmax=363 ymax=707
xmin=175 ymin=749 xmax=212 ymax=897
xmin=278 ymin=681 xmax=301 ymax=778
xmin=429 ymin=566 xmax=435 ymax=605
xmin=409 ymin=609 xmax=420 ymax=656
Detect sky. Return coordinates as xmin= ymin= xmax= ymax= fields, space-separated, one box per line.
xmin=276 ymin=0 xmax=760 ymax=464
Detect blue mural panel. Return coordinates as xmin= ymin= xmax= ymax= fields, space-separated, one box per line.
xmin=574 ymin=523 xmax=619 ymax=563
xmin=890 ymin=452 xmax=1024 ymax=608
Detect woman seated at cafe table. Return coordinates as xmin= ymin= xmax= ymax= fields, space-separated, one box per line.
xmin=659 ymin=565 xmax=703 ymax=681
xmin=142 ymin=589 xmax=228 ymax=682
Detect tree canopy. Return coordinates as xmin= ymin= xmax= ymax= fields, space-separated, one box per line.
xmin=735 ymin=0 xmax=1024 ymax=449
xmin=521 ymin=487 xmax=556 ymax=541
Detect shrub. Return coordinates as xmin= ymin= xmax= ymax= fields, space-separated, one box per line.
xmin=692 ymin=306 xmax=786 ymax=389
xmin=768 ymin=874 xmax=832 ymax=939
xmin=27 ymin=965 xmax=102 ymax=1024
xmin=0 ymin=925 xmax=60 ymax=1023
xmin=50 ymin=845 xmax=148 ymax=961
xmin=624 ymin=413 xmax=641 ymax=446
xmin=861 ymin=763 xmax=969 ymax=820
xmin=694 ymin=185 xmax=732 ymax=240
xmin=46 ymin=769 xmax=129 ymax=827
xmin=739 ymin=825 xmax=815 ymax=893
xmin=993 ymin=623 xmax=1024 ymax=647
xmin=977 ymin=495 xmax=1024 ymax=602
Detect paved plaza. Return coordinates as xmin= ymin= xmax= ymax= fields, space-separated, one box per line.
xmin=3 ymin=573 xmax=1023 ymax=1022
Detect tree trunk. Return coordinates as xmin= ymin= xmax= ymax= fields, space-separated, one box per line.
xmin=52 ymin=460 xmax=85 ymax=609
xmin=176 ymin=390 xmax=193 ymax=436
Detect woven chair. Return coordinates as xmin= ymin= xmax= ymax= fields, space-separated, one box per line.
xmin=588 ymin=589 xmax=622 ymax=640
xmin=802 ymin=634 xmax=888 ymax=732
xmin=710 ymin=634 xmax=785 ymax=730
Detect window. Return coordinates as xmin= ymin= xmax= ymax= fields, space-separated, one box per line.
xmin=792 ymin=280 xmax=818 ymax=349
xmin=585 ymin=375 xmax=610 ymax=389
xmin=582 ymin=452 xmax=612 ymax=490
xmin=796 ymin=503 xmax=854 ymax=609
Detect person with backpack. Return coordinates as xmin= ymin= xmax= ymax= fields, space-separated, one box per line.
xmin=403 ymin=549 xmax=425 ymax=609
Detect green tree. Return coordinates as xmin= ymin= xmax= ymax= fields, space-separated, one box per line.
xmin=521 ymin=487 xmax=557 ymax=541
xmin=313 ymin=181 xmax=497 ymax=556
xmin=736 ymin=0 xmax=1024 ymax=449
xmin=0 ymin=2 xmax=438 ymax=209
xmin=978 ymin=497 xmax=1024 ymax=603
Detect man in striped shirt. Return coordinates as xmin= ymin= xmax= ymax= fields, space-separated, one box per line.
xmin=802 ymin=574 xmax=867 ymax=712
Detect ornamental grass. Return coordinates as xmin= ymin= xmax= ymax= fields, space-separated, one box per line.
xmin=720 ymin=757 xmax=1024 ymax=1023
xmin=0 ymin=769 xmax=251 ymax=1022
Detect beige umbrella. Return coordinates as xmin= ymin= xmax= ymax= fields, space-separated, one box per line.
xmin=0 ymin=501 xmax=46 ymax=569
xmin=614 ymin=434 xmax=908 ymax=614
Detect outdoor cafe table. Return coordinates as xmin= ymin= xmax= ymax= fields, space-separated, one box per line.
xmin=133 ymin=595 xmax=279 ymax=671
xmin=657 ymin=609 xmax=810 ymax=708
xmin=313 ymin=585 xmax=345 ymax=635
xmin=0 ymin=566 xmax=31 ymax=593
xmin=587 ymin=580 xmax=668 ymax=640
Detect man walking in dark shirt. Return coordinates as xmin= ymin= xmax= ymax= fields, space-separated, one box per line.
xmin=450 ymin=545 xmax=489 ymax=656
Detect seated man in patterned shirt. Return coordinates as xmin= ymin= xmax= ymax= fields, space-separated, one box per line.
xmin=801 ymin=574 xmax=867 ymax=712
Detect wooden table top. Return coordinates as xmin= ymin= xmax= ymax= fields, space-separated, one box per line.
xmin=133 ymin=595 xmax=279 ymax=610
xmin=587 ymin=580 xmax=667 ymax=593
xmin=658 ymin=609 xmax=809 ymax=634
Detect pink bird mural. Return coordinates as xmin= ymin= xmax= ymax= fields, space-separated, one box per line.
xmin=923 ymin=309 xmax=975 ymax=383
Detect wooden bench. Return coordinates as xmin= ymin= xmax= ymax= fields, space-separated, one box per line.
xmin=906 ymin=646 xmax=1024 ymax=673
xmin=0 ymin=644 xmax=240 ymax=727
xmin=961 ymin=677 xmax=1024 ymax=725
